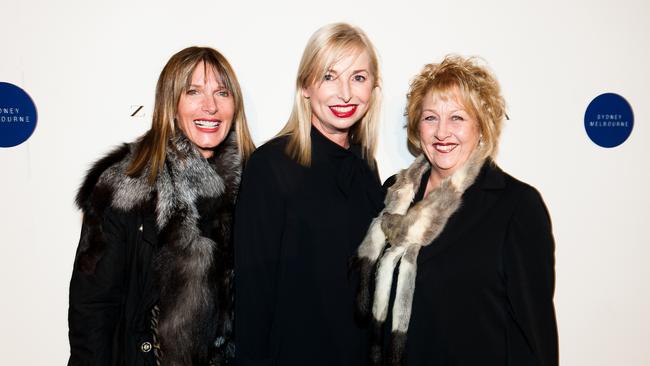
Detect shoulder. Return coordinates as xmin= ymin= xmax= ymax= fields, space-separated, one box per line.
xmin=495 ymin=167 xmax=552 ymax=227
xmin=73 ymin=142 xmax=142 ymax=274
xmin=75 ymin=142 xmax=134 ymax=213
xmin=498 ymin=168 xmax=546 ymax=208
xmin=250 ymin=135 xmax=290 ymax=161
xmin=243 ymin=135 xmax=294 ymax=175
xmin=479 ymin=162 xmax=542 ymax=202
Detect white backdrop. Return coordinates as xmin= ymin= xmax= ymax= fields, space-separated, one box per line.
xmin=1 ymin=0 xmax=649 ymax=364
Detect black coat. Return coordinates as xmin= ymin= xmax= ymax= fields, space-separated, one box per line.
xmin=383 ymin=161 xmax=558 ymax=366
xmin=234 ymin=129 xmax=384 ymax=366
xmin=68 ymin=132 xmax=241 ymax=366
xmin=69 ymin=206 xmax=160 ymax=365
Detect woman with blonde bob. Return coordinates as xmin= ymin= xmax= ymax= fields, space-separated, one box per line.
xmin=235 ymin=23 xmax=383 ymax=366
xmin=68 ymin=46 xmax=254 ymax=366
xmin=356 ymin=55 xmax=558 ymax=365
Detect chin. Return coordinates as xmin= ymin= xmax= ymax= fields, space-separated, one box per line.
xmin=332 ymin=118 xmax=361 ymax=131
xmin=199 ymin=134 xmax=226 ymax=148
xmin=431 ymin=158 xmax=459 ymax=172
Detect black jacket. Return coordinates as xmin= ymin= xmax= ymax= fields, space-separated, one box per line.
xmin=68 ymin=132 xmax=241 ymax=366
xmin=382 ymin=161 xmax=558 ymax=366
xmin=234 ymin=129 xmax=384 ymax=366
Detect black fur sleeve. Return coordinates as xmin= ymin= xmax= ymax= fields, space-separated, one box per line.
xmin=74 ymin=144 xmax=130 ymax=274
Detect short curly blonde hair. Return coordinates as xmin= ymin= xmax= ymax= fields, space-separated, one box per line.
xmin=405 ymin=55 xmax=506 ymax=160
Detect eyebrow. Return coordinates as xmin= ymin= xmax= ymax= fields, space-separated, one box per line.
xmin=421 ymin=108 xmax=468 ymax=114
xmin=326 ymin=68 xmax=369 ymax=75
xmin=188 ymin=83 xmax=226 ymax=89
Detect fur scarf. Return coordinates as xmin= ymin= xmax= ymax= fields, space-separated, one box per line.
xmin=356 ymin=152 xmax=484 ymax=365
xmin=74 ymin=131 xmax=241 ymax=365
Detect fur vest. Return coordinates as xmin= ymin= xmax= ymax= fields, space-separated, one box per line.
xmin=74 ymin=131 xmax=241 ymax=365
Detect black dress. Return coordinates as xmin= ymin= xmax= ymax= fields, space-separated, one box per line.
xmin=383 ymin=161 xmax=558 ymax=366
xmin=234 ymin=128 xmax=383 ymax=366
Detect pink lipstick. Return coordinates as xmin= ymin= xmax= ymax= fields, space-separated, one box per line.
xmin=194 ymin=118 xmax=221 ymax=133
xmin=433 ymin=142 xmax=458 ymax=153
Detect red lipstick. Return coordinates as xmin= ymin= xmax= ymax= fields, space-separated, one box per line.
xmin=329 ymin=104 xmax=357 ymax=118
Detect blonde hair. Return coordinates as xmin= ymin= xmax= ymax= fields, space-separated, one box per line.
xmin=405 ymin=55 xmax=506 ymax=160
xmin=277 ymin=23 xmax=382 ymax=166
xmin=127 ymin=46 xmax=255 ymax=183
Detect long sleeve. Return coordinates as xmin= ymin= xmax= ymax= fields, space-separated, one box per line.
xmin=504 ymin=186 xmax=559 ymax=366
xmin=68 ymin=209 xmax=127 ymax=366
xmin=234 ymin=151 xmax=286 ymax=366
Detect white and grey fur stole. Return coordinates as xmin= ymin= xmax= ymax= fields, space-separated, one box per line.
xmin=356 ymin=152 xmax=484 ymax=365
xmin=75 ymin=131 xmax=241 ymax=365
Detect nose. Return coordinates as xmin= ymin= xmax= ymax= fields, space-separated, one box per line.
xmin=338 ymin=79 xmax=351 ymax=103
xmin=202 ymin=94 xmax=218 ymax=114
xmin=434 ymin=119 xmax=450 ymax=140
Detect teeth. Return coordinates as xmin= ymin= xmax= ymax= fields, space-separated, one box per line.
xmin=434 ymin=144 xmax=457 ymax=152
xmin=194 ymin=120 xmax=220 ymax=128
xmin=331 ymin=105 xmax=354 ymax=112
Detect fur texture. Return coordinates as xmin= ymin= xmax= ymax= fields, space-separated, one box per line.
xmin=75 ymin=131 xmax=241 ymax=365
xmin=356 ymin=152 xmax=484 ymax=365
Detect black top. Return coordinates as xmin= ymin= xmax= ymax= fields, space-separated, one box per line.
xmin=384 ymin=161 xmax=558 ymax=366
xmin=234 ymin=128 xmax=383 ymax=366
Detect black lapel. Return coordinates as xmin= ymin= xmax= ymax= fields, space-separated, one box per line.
xmin=417 ymin=161 xmax=506 ymax=265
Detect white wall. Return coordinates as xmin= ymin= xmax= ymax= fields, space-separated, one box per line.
xmin=1 ymin=0 xmax=648 ymax=364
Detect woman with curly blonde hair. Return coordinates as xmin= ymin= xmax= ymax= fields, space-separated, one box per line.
xmin=356 ymin=55 xmax=558 ymax=365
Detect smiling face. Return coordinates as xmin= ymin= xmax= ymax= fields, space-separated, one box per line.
xmin=176 ymin=61 xmax=235 ymax=158
xmin=419 ymin=88 xmax=481 ymax=182
xmin=302 ymin=50 xmax=374 ymax=147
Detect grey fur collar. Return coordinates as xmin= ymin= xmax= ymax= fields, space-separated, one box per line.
xmin=356 ymin=151 xmax=484 ymax=365
xmin=75 ymin=131 xmax=241 ymax=365
xmin=91 ymin=131 xmax=240 ymax=228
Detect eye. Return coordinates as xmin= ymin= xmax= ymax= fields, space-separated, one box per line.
xmin=186 ymin=89 xmax=199 ymax=95
xmin=217 ymin=90 xmax=230 ymax=97
xmin=451 ymin=115 xmax=465 ymax=121
xmin=422 ymin=115 xmax=438 ymax=122
xmin=323 ymin=73 xmax=334 ymax=81
xmin=353 ymin=74 xmax=367 ymax=82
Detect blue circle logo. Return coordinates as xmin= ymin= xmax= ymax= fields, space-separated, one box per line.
xmin=584 ymin=93 xmax=633 ymax=148
xmin=0 ymin=82 xmax=38 ymax=148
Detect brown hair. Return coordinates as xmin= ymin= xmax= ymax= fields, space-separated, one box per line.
xmin=127 ymin=46 xmax=255 ymax=183
xmin=405 ymin=55 xmax=505 ymax=160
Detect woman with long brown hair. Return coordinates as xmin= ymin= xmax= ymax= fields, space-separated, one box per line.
xmin=68 ymin=46 xmax=254 ymax=366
